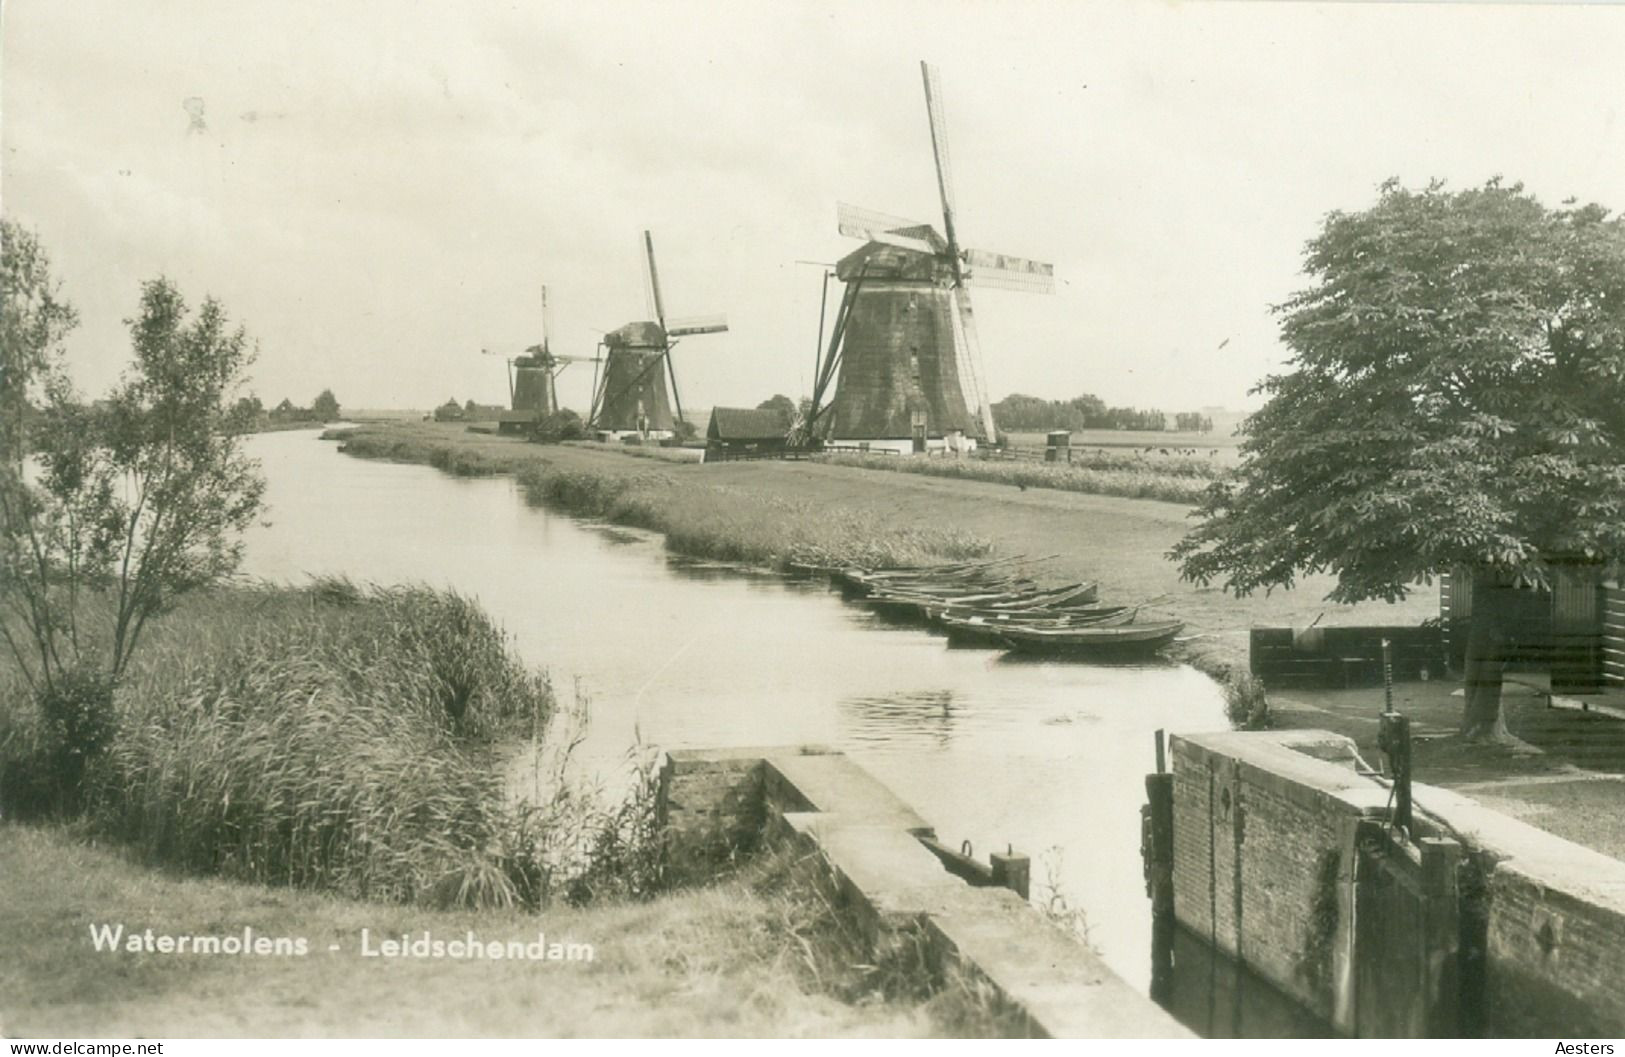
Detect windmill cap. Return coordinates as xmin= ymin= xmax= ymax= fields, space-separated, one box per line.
xmin=605 ymin=321 xmax=666 ymax=347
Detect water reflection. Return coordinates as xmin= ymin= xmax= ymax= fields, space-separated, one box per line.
xmin=840 ymin=689 xmax=959 ymax=751
xmin=1156 ymin=925 xmax=1335 ymax=1038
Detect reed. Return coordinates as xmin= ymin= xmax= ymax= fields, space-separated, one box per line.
xmin=0 ymin=583 xmax=583 ymax=907
xmin=814 ymin=452 xmax=1219 ymax=505
xmin=325 ymin=426 xmax=533 ymax=476
xmin=516 ymin=465 xmax=992 ymax=570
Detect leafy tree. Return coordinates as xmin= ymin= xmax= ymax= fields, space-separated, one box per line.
xmin=233 ymin=393 xmax=264 ymax=424
xmin=1 ymin=220 xmax=78 ymax=460
xmin=2 ymin=267 xmax=267 ymax=691
xmin=312 ymin=388 xmax=340 ymax=421
xmin=1170 ymin=179 xmax=1625 ymax=740
xmin=756 ymin=394 xmax=796 ymax=420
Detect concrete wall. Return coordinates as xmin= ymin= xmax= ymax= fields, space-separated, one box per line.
xmin=1170 ymin=729 xmax=1625 ymax=1037
xmin=659 ymin=744 xmax=1193 ymax=1039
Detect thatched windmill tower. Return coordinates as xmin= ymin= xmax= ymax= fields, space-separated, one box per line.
xmin=804 ymin=62 xmax=1054 ymax=453
xmin=589 ymin=232 xmax=728 ymax=437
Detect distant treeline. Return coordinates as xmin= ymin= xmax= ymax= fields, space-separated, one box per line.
xmin=991 ymin=394 xmax=1213 ymax=433
xmin=237 ymin=389 xmax=341 ymax=424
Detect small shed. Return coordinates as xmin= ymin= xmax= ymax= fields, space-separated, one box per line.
xmin=1441 ymin=566 xmax=1624 ymax=691
xmin=497 ymin=410 xmax=539 ymax=436
xmin=706 ymin=407 xmax=791 ymax=456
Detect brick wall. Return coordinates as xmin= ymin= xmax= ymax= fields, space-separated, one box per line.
xmin=656 ymin=747 xmax=769 ymax=882
xmin=1170 ymin=732 xmax=1377 ymax=1028
xmin=1170 ymin=731 xmax=1625 ymax=1037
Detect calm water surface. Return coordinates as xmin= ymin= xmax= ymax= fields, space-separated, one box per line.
xmin=237 ymin=431 xmax=1285 ymax=1026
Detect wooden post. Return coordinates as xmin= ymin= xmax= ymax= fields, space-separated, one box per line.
xmin=1145 ymin=771 xmax=1176 ymax=1002
xmin=1378 ymin=711 xmax=1413 ymax=832
xmin=990 ymin=850 xmax=1031 ymax=900
xmin=1154 ymin=728 xmax=1167 ymax=774
xmin=1420 ymin=837 xmax=1463 ymax=1037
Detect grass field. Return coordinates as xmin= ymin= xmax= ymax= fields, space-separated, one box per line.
xmin=1006 ymin=429 xmax=1246 ymax=466
xmin=0 ymin=825 xmax=1001 ymax=1037
xmin=815 ymin=451 xmax=1217 ymax=505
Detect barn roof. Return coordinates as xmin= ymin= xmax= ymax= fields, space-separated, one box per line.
xmin=707 ymin=407 xmax=790 ymax=441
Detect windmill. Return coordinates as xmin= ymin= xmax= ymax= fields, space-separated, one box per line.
xmin=588 ymin=231 xmax=728 ymax=437
xmin=482 ymin=285 xmax=599 ymax=432
xmin=804 ymin=61 xmax=1054 ymax=452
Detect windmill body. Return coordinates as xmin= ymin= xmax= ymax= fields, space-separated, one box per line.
xmin=511 ymin=349 xmax=559 ymax=418
xmin=484 ymin=286 xmax=598 ymax=435
xmin=589 ymin=232 xmax=727 ymax=439
xmin=806 ymin=62 xmax=1054 ymax=454
xmin=594 ymin=321 xmax=677 ymax=434
xmin=823 ymin=242 xmax=981 ymax=446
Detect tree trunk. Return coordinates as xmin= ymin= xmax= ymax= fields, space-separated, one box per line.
xmin=1460 ymin=569 xmax=1512 ymax=742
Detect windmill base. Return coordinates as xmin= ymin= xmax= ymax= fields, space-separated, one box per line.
xmin=826 ymin=435 xmax=978 ymax=457
xmin=594 ymin=428 xmax=675 ymax=444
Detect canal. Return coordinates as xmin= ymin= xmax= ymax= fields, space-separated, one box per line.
xmin=239 ymin=429 xmax=1323 ymax=1036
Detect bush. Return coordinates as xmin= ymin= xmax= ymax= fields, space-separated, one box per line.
xmin=0 ymin=666 xmax=117 ymax=818
xmin=36 ymin=666 xmax=117 ymax=804
xmin=533 ymin=409 xmax=585 ymax=444
xmin=1222 ymin=670 xmax=1270 ymax=730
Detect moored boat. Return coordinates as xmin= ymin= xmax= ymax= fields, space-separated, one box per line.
xmin=993 ymin=620 xmax=1184 ymax=657
xmin=939 ymin=608 xmax=1136 ymax=647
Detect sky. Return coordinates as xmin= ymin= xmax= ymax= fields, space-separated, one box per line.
xmin=4 ymin=0 xmax=1625 ymax=416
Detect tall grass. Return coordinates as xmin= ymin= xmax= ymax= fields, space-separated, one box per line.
xmin=73 ymin=583 xmax=548 ymax=904
xmin=815 ymin=452 xmax=1219 ymax=505
xmin=326 ymin=426 xmax=533 ymax=476
xmin=517 ymin=465 xmax=991 ymax=570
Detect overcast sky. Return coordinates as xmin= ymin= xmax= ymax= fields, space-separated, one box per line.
xmin=5 ymin=0 xmax=1625 ymax=415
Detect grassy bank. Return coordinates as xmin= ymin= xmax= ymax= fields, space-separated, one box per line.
xmin=320 ymin=422 xmax=1441 ymax=678
xmin=815 ymin=451 xmax=1219 ymax=504
xmin=1 ymin=823 xmax=1009 ymax=1037
xmin=0 ymin=579 xmax=1024 ymax=1036
xmin=323 ymin=424 xmax=540 ymax=476
xmin=327 ymin=422 xmax=992 ymax=569
xmin=517 ymin=465 xmax=989 ymax=570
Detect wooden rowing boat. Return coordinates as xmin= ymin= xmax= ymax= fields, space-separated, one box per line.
xmin=993 ymin=620 xmax=1184 ymax=656
xmin=939 ymin=608 xmax=1136 ymax=646
xmin=862 ymin=582 xmax=1094 ymax=618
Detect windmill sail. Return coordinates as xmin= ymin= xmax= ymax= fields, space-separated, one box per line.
xmin=963 ymin=249 xmax=1055 ymax=294
xmin=837 ymin=202 xmax=945 ymax=256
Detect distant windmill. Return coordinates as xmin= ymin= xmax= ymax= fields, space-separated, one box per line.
xmin=483 ymin=285 xmax=599 ymax=432
xmin=805 ymin=61 xmax=1054 ymax=452
xmin=588 ymin=232 xmax=728 ymax=437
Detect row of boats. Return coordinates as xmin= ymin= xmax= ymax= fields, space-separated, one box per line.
xmin=792 ymin=555 xmax=1185 ymax=658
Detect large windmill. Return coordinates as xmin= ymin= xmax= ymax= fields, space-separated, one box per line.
xmin=805 ymin=62 xmax=1054 ymax=452
xmin=588 ymin=231 xmax=728 ymax=437
xmin=484 ymin=285 xmax=599 ymax=431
